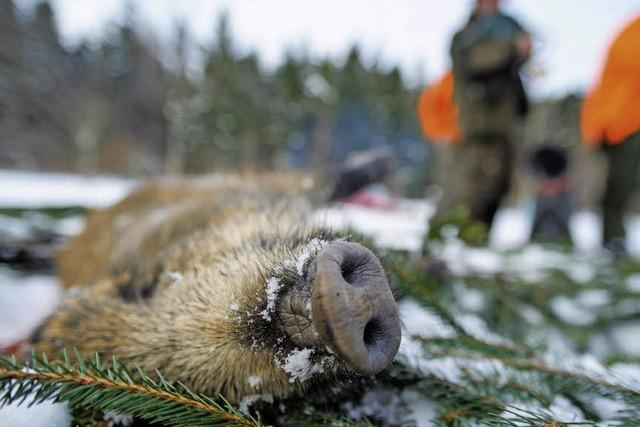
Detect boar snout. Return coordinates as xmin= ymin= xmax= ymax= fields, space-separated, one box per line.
xmin=311 ymin=242 xmax=401 ymax=374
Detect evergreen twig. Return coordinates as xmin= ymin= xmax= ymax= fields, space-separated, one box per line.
xmin=0 ymin=351 xmax=261 ymax=427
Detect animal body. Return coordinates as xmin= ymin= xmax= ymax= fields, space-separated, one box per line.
xmin=32 ymin=173 xmax=401 ymax=404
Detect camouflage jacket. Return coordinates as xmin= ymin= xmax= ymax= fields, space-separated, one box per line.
xmin=451 ymin=11 xmax=529 ymax=139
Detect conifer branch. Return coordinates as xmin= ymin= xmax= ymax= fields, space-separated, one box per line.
xmin=388 ymin=261 xmax=469 ymax=336
xmin=0 ymin=351 xmax=261 ymax=427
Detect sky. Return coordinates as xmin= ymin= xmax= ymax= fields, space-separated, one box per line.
xmin=30 ymin=0 xmax=640 ymax=98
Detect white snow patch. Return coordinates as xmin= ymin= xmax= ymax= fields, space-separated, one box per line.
xmin=453 ymin=282 xmax=486 ymax=312
xmin=400 ymin=389 xmax=438 ymax=427
xmin=517 ymin=304 xmax=545 ymax=326
xmin=626 ymin=274 xmax=640 ymax=293
xmin=0 ymin=400 xmax=72 ymax=427
xmin=295 ymin=238 xmax=325 ymax=276
xmin=0 ymin=169 xmax=134 ymax=208
xmin=610 ymin=322 xmax=640 ymax=357
xmin=259 ymin=277 xmax=282 ymax=321
xmin=247 ymin=375 xmax=262 ymax=389
xmin=279 ymin=348 xmax=327 ymax=383
xmin=238 ymin=393 xmax=273 ymax=413
xmin=549 ymin=395 xmax=584 ymax=422
xmin=569 ymin=210 xmax=602 ymax=253
xmin=398 ymin=299 xmax=456 ymax=340
xmin=104 ymin=411 xmax=134 ymax=426
xmin=315 ymin=198 xmax=432 ymax=252
xmin=343 ymin=389 xmax=403 ymax=425
xmin=589 ymin=396 xmax=629 ymax=420
xmin=576 ymin=289 xmax=610 ymax=308
xmin=167 ymin=271 xmax=183 ymax=283
xmin=490 ymin=205 xmax=532 ymax=250
xmin=0 ymin=268 xmax=61 ymax=346
xmin=550 ymin=296 xmax=597 ymax=326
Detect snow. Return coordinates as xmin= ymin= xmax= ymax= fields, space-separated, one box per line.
xmin=103 ymin=411 xmax=133 ymax=427
xmin=167 ymin=271 xmax=183 ymax=283
xmin=259 ymin=277 xmax=282 ymax=321
xmin=247 ymin=375 xmax=262 ymax=389
xmin=610 ymin=322 xmax=640 ymax=357
xmin=549 ymin=395 xmax=584 ymax=422
xmin=0 ymin=267 xmax=61 ymax=346
xmin=0 ymin=212 xmax=84 ymax=240
xmin=489 ymin=206 xmax=532 ymax=250
xmin=343 ymin=389 xmax=404 ymax=425
xmin=316 ymin=198 xmax=432 ymax=252
xmin=550 ymin=296 xmax=597 ymax=326
xmin=278 ymin=348 xmax=329 ymax=383
xmin=294 ymin=238 xmax=326 ymax=277
xmin=0 ymin=400 xmax=72 ymax=427
xmin=0 ymin=170 xmax=134 ymax=208
xmin=400 ymin=390 xmax=438 ymax=427
xmin=626 ymin=274 xmax=640 ymax=293
xmin=238 ymin=393 xmax=274 ymax=413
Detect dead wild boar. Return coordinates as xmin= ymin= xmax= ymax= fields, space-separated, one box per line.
xmin=32 ymin=173 xmax=401 ymax=404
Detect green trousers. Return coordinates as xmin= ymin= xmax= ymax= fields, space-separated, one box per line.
xmin=602 ymin=131 xmax=640 ymax=245
xmin=435 ymin=134 xmax=514 ymax=227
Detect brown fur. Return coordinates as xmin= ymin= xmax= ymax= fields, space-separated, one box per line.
xmin=34 ymin=173 xmax=363 ymax=403
xmin=56 ymin=172 xmax=316 ymax=287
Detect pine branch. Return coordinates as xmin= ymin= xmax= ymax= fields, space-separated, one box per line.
xmin=0 ymin=351 xmax=261 ymax=427
xmin=388 ymin=261 xmax=469 ymax=336
xmin=419 ymin=335 xmax=640 ymax=397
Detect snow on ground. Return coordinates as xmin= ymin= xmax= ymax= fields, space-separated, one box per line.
xmin=316 ymin=198 xmax=433 ymax=252
xmin=0 ymin=398 xmax=71 ymax=427
xmin=0 ymin=267 xmax=61 ymax=347
xmin=0 ymin=170 xmax=134 ymax=208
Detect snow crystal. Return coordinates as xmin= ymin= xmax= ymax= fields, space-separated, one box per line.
xmin=576 ymin=289 xmax=610 ymax=307
xmin=238 ymin=393 xmax=273 ymax=413
xmin=279 ymin=348 xmax=325 ymax=383
xmin=104 ymin=411 xmax=133 ymax=427
xmin=549 ymin=395 xmax=584 ymax=422
xmin=0 ymin=400 xmax=71 ymax=427
xmin=610 ymin=363 xmax=640 ymax=391
xmin=247 ymin=375 xmax=262 ymax=389
xmin=343 ymin=389 xmax=403 ymax=425
xmin=398 ymin=299 xmax=456 ymax=340
xmin=453 ymin=282 xmax=486 ymax=312
xmin=294 ymin=238 xmax=326 ymax=277
xmin=550 ymin=296 xmax=596 ymax=326
xmin=517 ymin=304 xmax=544 ymax=325
xmin=626 ymin=274 xmax=640 ymax=293
xmin=400 ymin=390 xmax=438 ymax=427
xmin=167 ymin=271 xmax=183 ymax=283
xmin=589 ymin=396 xmax=629 ymax=420
xmin=259 ymin=277 xmax=282 ymax=321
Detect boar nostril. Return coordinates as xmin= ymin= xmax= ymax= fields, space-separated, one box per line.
xmin=363 ymin=318 xmax=383 ymax=347
xmin=340 ymin=261 xmax=357 ymax=285
xmin=311 ymin=242 xmax=401 ymax=374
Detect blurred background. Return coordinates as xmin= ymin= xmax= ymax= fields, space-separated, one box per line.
xmin=0 ymin=0 xmax=635 ymax=197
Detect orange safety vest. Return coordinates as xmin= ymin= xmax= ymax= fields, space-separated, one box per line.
xmin=417 ymin=70 xmax=461 ymax=144
xmin=581 ymin=15 xmax=640 ymax=145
